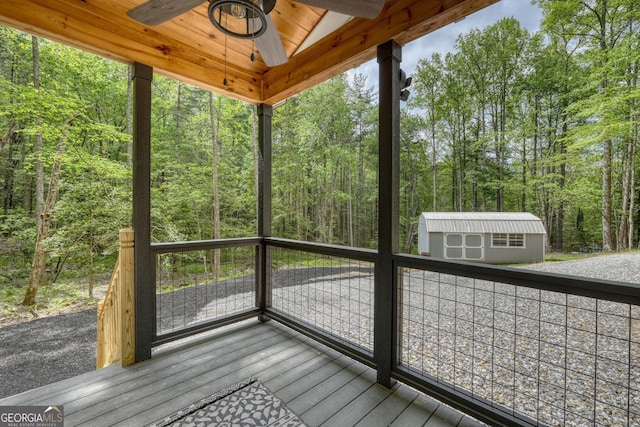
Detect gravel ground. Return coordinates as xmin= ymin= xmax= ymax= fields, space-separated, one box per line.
xmin=1 ymin=252 xmax=638 ymax=425
xmin=269 ymin=254 xmax=640 ymax=426
xmin=395 ymin=267 xmax=640 ymax=426
xmin=516 ymin=252 xmax=640 ymax=284
xmin=0 ymin=309 xmax=96 ymax=398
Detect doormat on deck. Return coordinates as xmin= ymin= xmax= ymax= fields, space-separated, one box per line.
xmin=147 ymin=377 xmax=307 ymax=427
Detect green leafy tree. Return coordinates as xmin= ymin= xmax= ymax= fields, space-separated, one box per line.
xmin=536 ymin=0 xmax=640 ymax=250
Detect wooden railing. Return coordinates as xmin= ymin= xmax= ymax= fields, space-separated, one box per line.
xmin=96 ymin=228 xmax=135 ymax=369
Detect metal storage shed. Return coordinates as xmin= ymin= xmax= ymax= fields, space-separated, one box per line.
xmin=418 ymin=212 xmax=547 ymax=263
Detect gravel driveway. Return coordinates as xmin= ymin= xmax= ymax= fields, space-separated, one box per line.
xmin=0 ymin=309 xmax=96 ymax=398
xmin=517 ymin=252 xmax=640 ymax=284
xmin=1 ymin=252 xmax=637 ymax=401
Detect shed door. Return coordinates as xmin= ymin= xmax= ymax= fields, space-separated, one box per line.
xmin=444 ymin=233 xmax=483 ymax=260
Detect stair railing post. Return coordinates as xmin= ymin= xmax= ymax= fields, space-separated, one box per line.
xmin=119 ymin=228 xmax=135 ymax=366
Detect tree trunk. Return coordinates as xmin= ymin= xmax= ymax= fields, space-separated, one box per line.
xmin=126 ymin=65 xmax=133 ymax=168
xmin=33 ymin=36 xmax=45 ymax=242
xmin=521 ymin=137 xmax=527 ymax=212
xmin=0 ymin=120 xmax=17 ymax=156
xmin=209 ymin=93 xmax=221 ymax=280
xmin=22 ymin=36 xmax=46 ymax=305
xmin=556 ymin=121 xmax=567 ymax=250
xmin=174 ymin=81 xmax=182 ymax=178
xmin=88 ymin=221 xmax=94 ymax=298
xmin=596 ymin=1 xmax=614 ymax=251
xmin=347 ymin=167 xmax=354 ymax=246
xmin=356 ymin=131 xmax=365 ymax=247
xmin=619 ymin=126 xmax=636 ymax=250
xmin=2 ymin=133 xmax=18 ymax=215
xmin=431 ymin=122 xmax=437 ymax=211
xmin=403 ymin=159 xmax=420 ymax=254
xmin=602 ymin=136 xmax=614 ymax=251
xmin=252 ymin=105 xmax=259 ymax=225
xmin=324 ymin=164 xmax=340 ymax=243
xmin=23 ymin=115 xmax=77 ymax=306
xmin=629 ymin=105 xmax=637 ymax=249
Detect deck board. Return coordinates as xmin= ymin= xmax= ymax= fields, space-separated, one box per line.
xmin=356 ymin=385 xmax=419 ymax=426
xmin=72 ymin=328 xmax=288 ymax=424
xmin=389 ymin=393 xmax=441 ymax=426
xmin=424 ymin=405 xmax=465 ymax=427
xmin=280 ymin=358 xmax=367 ymax=411
xmin=297 ymin=368 xmax=383 ymax=425
xmin=0 ymin=319 xmax=485 ymax=427
xmin=322 ymin=381 xmax=402 ymax=426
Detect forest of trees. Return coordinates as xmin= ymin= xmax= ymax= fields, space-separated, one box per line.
xmin=408 ymin=1 xmax=639 ymax=254
xmin=0 ymin=0 xmax=639 ymax=305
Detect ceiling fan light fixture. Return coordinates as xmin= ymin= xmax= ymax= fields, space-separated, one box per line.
xmin=208 ymin=0 xmax=268 ymax=39
xmin=230 ymin=4 xmax=247 ymax=19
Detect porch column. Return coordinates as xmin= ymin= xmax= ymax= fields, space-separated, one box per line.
xmin=256 ymin=104 xmax=272 ymax=319
xmin=375 ymin=40 xmax=402 ymax=387
xmin=132 ymin=62 xmax=154 ymax=362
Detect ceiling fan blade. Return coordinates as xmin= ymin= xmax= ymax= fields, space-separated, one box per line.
xmin=254 ymin=15 xmax=288 ymax=67
xmin=127 ymin=0 xmax=205 ymax=26
xmin=294 ymin=0 xmax=384 ymax=19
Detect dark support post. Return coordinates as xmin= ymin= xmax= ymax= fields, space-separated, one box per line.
xmin=375 ymin=40 xmax=401 ymax=387
xmin=256 ymin=104 xmax=273 ymax=321
xmin=132 ymin=62 xmax=154 ymax=362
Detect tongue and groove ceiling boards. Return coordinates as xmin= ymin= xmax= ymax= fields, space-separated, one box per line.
xmin=0 ymin=0 xmax=498 ymax=105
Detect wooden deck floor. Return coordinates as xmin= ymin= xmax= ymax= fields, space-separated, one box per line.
xmin=1 ymin=319 xmax=484 ymax=426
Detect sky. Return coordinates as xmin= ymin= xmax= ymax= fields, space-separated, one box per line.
xmin=350 ymin=0 xmax=543 ymax=88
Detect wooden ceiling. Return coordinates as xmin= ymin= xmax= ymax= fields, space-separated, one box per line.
xmin=0 ymin=0 xmax=498 ymax=105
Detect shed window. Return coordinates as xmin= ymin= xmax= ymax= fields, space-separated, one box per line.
xmin=492 ymin=233 xmax=524 ymax=247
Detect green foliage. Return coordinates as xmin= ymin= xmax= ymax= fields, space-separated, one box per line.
xmin=408 ymin=7 xmax=639 ymax=252
xmin=1 ymin=0 xmax=640 ymax=313
xmin=149 ymin=80 xmax=256 ymax=242
xmin=272 ymin=74 xmax=378 ymax=247
xmin=0 ymin=30 xmax=131 ymax=304
xmin=0 ymin=210 xmax=35 ymax=287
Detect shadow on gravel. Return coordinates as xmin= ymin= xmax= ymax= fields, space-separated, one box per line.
xmin=156 ymin=265 xmax=373 ymax=332
xmin=0 ymin=309 xmax=97 ymax=399
xmin=0 ymin=265 xmax=373 ymax=399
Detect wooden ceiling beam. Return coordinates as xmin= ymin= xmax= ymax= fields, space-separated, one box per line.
xmin=0 ymin=0 xmax=264 ymax=103
xmin=0 ymin=0 xmax=499 ymax=105
xmin=262 ymin=0 xmax=498 ymax=104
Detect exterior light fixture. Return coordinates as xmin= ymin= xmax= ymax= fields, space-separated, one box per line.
xmin=399 ymin=69 xmax=412 ymax=102
xmin=208 ymin=0 xmax=275 ymax=39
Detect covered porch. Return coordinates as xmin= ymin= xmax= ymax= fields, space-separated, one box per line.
xmin=1 ymin=318 xmax=482 ymax=426
xmin=3 ymin=230 xmax=640 ymax=426
xmin=1 ymin=0 xmax=640 ymax=426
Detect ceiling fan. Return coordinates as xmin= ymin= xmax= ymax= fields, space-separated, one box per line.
xmin=127 ymin=0 xmax=385 ymax=67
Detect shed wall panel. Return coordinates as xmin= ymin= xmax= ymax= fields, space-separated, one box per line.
xmin=428 ymin=233 xmax=444 ymax=258
xmin=484 ymin=234 xmax=545 ymax=264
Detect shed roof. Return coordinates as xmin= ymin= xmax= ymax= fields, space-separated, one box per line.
xmin=420 ymin=212 xmax=547 ymax=235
